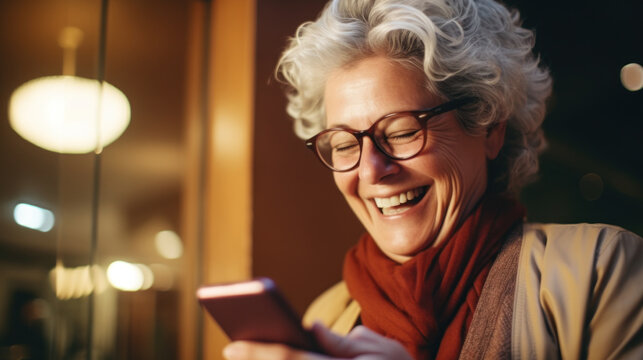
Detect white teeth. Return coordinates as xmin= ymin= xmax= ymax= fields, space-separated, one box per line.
xmin=374 ymin=188 xmax=424 ymax=209
xmin=382 ymin=207 xmax=407 ymax=216
xmin=390 ymin=196 xmax=400 ymax=206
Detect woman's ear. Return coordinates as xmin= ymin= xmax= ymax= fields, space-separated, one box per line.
xmin=485 ymin=121 xmax=506 ymax=160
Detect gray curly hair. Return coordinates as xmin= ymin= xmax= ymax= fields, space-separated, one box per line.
xmin=276 ymin=0 xmax=552 ymax=194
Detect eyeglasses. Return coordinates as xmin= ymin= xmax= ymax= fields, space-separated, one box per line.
xmin=305 ymin=97 xmax=473 ymax=172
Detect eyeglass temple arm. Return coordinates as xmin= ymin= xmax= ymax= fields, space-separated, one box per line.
xmin=431 ymin=97 xmax=475 ymax=114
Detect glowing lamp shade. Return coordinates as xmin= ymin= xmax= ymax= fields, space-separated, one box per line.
xmin=8 ymin=75 xmax=130 ymax=153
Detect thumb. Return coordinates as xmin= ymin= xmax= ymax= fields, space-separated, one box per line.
xmin=311 ymin=322 xmax=361 ymax=357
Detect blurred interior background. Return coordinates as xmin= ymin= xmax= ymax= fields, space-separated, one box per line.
xmin=0 ymin=0 xmax=640 ymax=359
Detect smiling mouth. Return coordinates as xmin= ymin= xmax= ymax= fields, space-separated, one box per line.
xmin=373 ymin=186 xmax=428 ymax=216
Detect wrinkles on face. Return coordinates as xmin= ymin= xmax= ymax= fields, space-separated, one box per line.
xmin=425 ymin=119 xmax=488 ymax=243
xmin=324 ymin=56 xmax=493 ymax=262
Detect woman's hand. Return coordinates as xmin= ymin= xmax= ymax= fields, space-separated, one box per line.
xmin=222 ymin=323 xmax=413 ymax=360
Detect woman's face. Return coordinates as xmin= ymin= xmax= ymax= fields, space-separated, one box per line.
xmin=324 ymin=56 xmax=504 ymax=263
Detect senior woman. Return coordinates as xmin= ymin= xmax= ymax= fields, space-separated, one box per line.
xmin=223 ymin=0 xmax=643 ymax=359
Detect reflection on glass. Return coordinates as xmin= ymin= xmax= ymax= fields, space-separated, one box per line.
xmin=1 ymin=0 xmax=195 ymax=358
xmin=50 ymin=264 xmax=106 ymax=300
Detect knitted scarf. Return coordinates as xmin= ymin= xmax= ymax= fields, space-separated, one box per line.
xmin=343 ymin=195 xmax=525 ymax=359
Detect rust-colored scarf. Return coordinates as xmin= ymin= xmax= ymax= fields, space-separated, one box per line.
xmin=343 ymin=195 xmax=525 ymax=359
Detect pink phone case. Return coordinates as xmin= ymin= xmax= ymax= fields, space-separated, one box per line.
xmin=196 ymin=278 xmax=319 ymax=352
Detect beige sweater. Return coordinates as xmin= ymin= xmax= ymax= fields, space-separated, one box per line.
xmin=303 ymin=223 xmax=643 ymax=359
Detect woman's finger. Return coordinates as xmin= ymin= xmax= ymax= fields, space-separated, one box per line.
xmin=312 ymin=323 xmax=412 ymax=359
xmin=312 ymin=322 xmax=361 ymax=357
xmin=223 ymin=341 xmax=329 ymax=360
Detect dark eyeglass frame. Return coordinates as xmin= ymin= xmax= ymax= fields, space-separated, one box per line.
xmin=305 ymin=97 xmax=474 ymax=172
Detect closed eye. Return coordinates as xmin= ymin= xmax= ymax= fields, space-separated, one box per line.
xmin=333 ymin=142 xmax=359 ymax=153
xmin=384 ymin=129 xmax=422 ymax=144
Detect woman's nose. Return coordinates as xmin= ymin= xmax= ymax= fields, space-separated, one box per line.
xmin=358 ymin=137 xmax=399 ymax=183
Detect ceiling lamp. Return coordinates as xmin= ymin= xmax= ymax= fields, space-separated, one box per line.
xmin=8 ymin=27 xmax=130 ymax=154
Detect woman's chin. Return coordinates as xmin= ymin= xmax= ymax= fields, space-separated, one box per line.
xmin=374 ymin=229 xmax=437 ymax=263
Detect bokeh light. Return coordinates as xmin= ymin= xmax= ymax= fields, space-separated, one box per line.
xmin=154 ymin=230 xmax=183 ymax=259
xmin=13 ymin=203 xmax=55 ymax=232
xmin=50 ymin=264 xmax=106 ymax=300
xmin=107 ymin=261 xmax=145 ymax=291
xmin=620 ymin=63 xmax=643 ymax=92
xmin=579 ymin=173 xmax=604 ymax=201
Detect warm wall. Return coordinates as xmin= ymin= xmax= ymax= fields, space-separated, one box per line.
xmin=252 ymin=1 xmax=365 ymax=315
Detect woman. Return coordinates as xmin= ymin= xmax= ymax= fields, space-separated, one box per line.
xmin=224 ymin=0 xmax=643 ymax=359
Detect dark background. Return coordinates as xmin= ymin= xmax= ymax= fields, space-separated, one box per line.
xmin=508 ymin=0 xmax=643 ymax=234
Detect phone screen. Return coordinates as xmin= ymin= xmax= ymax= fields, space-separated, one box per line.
xmin=197 ymin=278 xmax=319 ymax=352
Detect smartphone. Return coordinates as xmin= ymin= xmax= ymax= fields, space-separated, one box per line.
xmin=196 ymin=277 xmax=319 ymax=352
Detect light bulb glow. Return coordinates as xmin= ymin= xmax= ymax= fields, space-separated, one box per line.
xmin=107 ymin=261 xmax=144 ymax=291
xmin=49 ymin=264 xmax=101 ymax=300
xmin=8 ymin=75 xmax=130 ymax=153
xmin=154 ymin=230 xmax=183 ymax=259
xmin=137 ymin=264 xmax=155 ymax=290
xmin=14 ymin=203 xmax=55 ymax=232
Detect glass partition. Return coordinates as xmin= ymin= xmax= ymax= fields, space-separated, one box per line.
xmin=0 ymin=0 xmax=200 ymax=358
xmin=94 ymin=0 xmax=193 ymax=358
xmin=1 ymin=1 xmax=103 ymax=358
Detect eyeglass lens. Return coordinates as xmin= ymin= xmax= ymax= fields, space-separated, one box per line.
xmin=315 ymin=114 xmax=425 ymax=171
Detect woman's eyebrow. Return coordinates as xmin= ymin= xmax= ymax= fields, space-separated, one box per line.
xmin=327 ymin=122 xmax=351 ymax=129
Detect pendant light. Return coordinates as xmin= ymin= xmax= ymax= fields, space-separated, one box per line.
xmin=8 ymin=27 xmax=130 ymax=154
